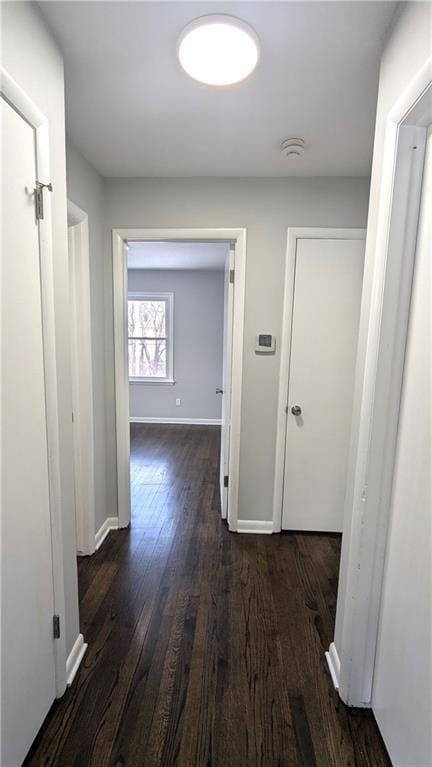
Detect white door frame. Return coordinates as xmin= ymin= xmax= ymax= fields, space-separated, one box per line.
xmin=220 ymin=245 xmax=235 ymax=519
xmin=273 ymin=227 xmax=366 ymax=533
xmin=68 ymin=200 xmax=96 ymax=555
xmin=112 ymin=227 xmax=247 ymax=531
xmin=330 ymin=59 xmax=432 ymax=706
xmin=1 ymin=69 xmax=67 ymax=695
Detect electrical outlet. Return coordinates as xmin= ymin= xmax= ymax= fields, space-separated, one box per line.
xmin=175 ymin=398 xmax=181 ymax=406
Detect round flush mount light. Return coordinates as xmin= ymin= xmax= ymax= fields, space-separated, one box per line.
xmin=178 ymin=15 xmax=260 ymax=86
xmin=281 ymin=138 xmax=306 ymax=158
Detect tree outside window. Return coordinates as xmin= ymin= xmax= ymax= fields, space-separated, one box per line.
xmin=128 ymin=293 xmax=173 ymax=381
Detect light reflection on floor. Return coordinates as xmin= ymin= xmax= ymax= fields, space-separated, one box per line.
xmin=130 ymin=426 xmax=185 ymax=529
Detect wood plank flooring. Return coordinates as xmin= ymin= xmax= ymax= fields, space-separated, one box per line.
xmin=24 ymin=424 xmax=390 ymax=767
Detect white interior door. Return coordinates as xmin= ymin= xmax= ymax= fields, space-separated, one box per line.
xmin=371 ymin=128 xmax=432 ymax=767
xmin=1 ymin=96 xmax=57 ymax=765
xmin=282 ymin=236 xmax=365 ymax=531
xmin=219 ymin=245 xmax=234 ymax=518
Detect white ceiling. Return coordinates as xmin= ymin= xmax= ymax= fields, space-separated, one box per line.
xmin=127 ymin=241 xmax=229 ymax=270
xmin=39 ymin=1 xmax=397 ymax=177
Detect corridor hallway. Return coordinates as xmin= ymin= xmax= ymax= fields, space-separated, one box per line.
xmin=24 ymin=424 xmax=389 ymax=766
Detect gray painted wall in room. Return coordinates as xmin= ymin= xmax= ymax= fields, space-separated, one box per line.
xmin=128 ymin=269 xmax=225 ymax=421
xmin=66 ymin=139 xmax=108 ymax=533
xmin=103 ymin=176 xmax=371 ymax=523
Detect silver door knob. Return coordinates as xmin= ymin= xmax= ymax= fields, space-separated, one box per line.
xmin=291 ymin=405 xmax=302 ymax=416
xmin=216 ymin=388 xmax=223 ymax=394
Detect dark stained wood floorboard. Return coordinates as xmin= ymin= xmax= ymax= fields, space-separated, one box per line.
xmin=24 ymin=424 xmax=391 ymax=767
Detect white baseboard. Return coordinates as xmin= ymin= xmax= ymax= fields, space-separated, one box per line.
xmin=236 ymin=519 xmax=274 ymax=534
xmin=66 ymin=633 xmax=87 ymax=687
xmin=95 ymin=516 xmax=119 ymax=550
xmin=130 ymin=416 xmax=222 ymax=425
xmin=325 ymin=641 xmax=341 ymax=690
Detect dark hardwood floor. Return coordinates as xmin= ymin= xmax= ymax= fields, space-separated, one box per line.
xmin=25 ymin=424 xmax=390 ymax=767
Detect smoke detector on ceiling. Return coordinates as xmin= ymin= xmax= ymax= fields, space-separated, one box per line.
xmin=281 ymin=138 xmax=306 ymax=158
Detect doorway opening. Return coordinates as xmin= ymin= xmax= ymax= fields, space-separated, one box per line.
xmin=67 ymin=200 xmax=96 ymax=556
xmin=127 ymin=241 xmax=229 ymax=526
xmin=112 ymin=228 xmax=247 ymax=533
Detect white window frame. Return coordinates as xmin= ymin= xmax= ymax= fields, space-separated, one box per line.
xmin=127 ymin=291 xmax=174 ymax=384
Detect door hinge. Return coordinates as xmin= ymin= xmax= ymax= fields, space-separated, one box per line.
xmin=35 ymin=181 xmax=53 ymax=221
xmin=53 ymin=614 xmax=61 ymax=639
xmin=229 ymin=269 xmax=235 ymax=284
xmin=224 ymin=475 xmax=229 ymax=488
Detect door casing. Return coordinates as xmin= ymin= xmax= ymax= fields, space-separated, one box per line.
xmin=371 ymin=123 xmax=431 ymax=767
xmin=220 ymin=245 xmax=235 ymax=519
xmin=68 ymin=200 xmax=96 ymax=555
xmin=1 ymin=68 xmax=67 ymax=696
xmin=112 ymin=227 xmax=247 ymax=532
xmin=330 ymin=59 xmax=432 ymax=708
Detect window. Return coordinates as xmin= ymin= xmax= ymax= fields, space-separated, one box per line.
xmin=128 ymin=292 xmax=174 ymax=382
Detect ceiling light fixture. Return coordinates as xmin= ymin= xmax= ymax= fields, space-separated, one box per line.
xmin=178 ymin=15 xmax=260 ymax=86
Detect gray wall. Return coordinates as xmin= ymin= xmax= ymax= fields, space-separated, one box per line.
xmin=128 ymin=269 xmax=224 ymax=421
xmin=2 ymin=2 xmax=80 ymax=655
xmin=103 ymin=177 xmax=371 ymax=523
xmin=66 ymin=139 xmax=107 ymax=532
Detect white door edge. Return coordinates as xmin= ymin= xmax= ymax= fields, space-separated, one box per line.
xmin=220 ymin=244 xmax=235 ymax=519
xmin=1 ymin=67 xmax=68 ymax=697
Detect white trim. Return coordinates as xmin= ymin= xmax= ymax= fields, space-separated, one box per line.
xmin=273 ymin=228 xmax=366 ymax=533
xmin=130 ymin=417 xmax=221 ymax=425
xmin=68 ymin=201 xmax=96 ymax=556
xmin=113 ymin=235 xmax=131 ymax=529
xmin=130 ymin=379 xmax=175 ymax=385
xmin=113 ymin=228 xmax=246 ymax=533
xmin=334 ymin=58 xmax=432 ymax=707
xmin=66 ymin=634 xmax=87 ymax=687
xmin=95 ymin=517 xmax=119 ymax=551
xmin=220 ymin=245 xmax=235 ymax=520
xmin=127 ymin=290 xmax=174 ymax=383
xmin=1 ymin=68 xmax=68 ymax=696
xmin=68 ymin=199 xmax=86 ymax=227
xmin=0 ymin=67 xmax=46 ymax=126
xmin=236 ymin=520 xmax=274 ymax=534
xmin=325 ymin=642 xmax=340 ymax=691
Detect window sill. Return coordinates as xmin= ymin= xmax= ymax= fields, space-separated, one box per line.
xmin=129 ymin=378 xmax=175 ymax=386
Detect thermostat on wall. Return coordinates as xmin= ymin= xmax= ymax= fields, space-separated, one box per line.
xmin=255 ymin=334 xmax=276 ymax=353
